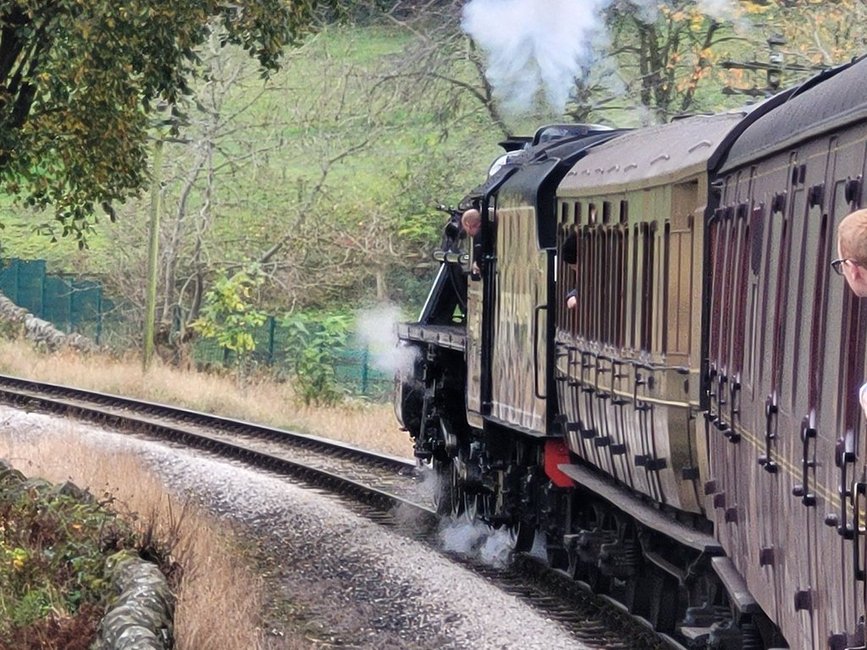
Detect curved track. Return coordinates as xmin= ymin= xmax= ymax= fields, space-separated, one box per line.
xmin=0 ymin=373 xmax=665 ymax=649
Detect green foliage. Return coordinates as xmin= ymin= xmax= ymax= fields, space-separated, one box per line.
xmin=192 ymin=267 xmax=267 ymax=354
xmin=282 ymin=310 xmax=352 ymax=405
xmin=0 ymin=0 xmax=332 ymax=243
xmin=0 ymin=475 xmax=137 ymax=643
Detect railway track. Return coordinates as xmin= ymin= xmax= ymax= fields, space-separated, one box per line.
xmin=0 ymin=373 xmax=665 ymax=649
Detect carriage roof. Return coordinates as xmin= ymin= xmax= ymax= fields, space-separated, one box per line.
xmin=558 ymin=112 xmax=746 ymax=196
xmin=719 ymin=56 xmax=867 ymax=173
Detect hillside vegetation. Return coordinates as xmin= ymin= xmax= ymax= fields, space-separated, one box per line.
xmin=0 ymin=3 xmax=864 ymax=364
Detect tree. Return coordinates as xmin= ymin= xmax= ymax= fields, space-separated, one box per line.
xmin=0 ymin=0 xmax=331 ymax=243
xmin=603 ymin=1 xmax=735 ymax=121
xmin=752 ymin=0 xmax=867 ymax=67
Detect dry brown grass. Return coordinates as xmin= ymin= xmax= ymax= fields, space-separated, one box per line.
xmin=0 ymin=340 xmax=413 ymax=458
xmin=0 ymin=431 xmax=282 ymax=650
xmin=0 ymin=340 xmax=415 ymax=647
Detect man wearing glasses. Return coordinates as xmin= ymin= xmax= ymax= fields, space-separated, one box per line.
xmin=835 ymin=208 xmax=867 ymax=418
xmin=833 ymin=208 xmax=867 ymax=297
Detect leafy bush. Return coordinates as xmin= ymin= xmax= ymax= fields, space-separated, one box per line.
xmin=0 ymin=473 xmax=138 ymax=648
xmin=282 ymin=311 xmax=352 ymax=405
xmin=191 ymin=267 xmax=268 ymax=386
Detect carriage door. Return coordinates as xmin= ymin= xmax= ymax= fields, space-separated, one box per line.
xmin=817 ymin=169 xmax=867 ymax=646
xmin=773 ymin=163 xmax=816 ymax=648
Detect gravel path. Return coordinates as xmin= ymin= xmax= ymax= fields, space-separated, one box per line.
xmin=0 ymin=408 xmax=594 ymax=650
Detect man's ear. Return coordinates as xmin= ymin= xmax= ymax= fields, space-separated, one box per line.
xmin=854 ymin=263 xmax=867 ymax=295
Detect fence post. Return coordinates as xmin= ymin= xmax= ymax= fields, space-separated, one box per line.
xmin=67 ymin=279 xmax=73 ymax=333
xmin=96 ymin=288 xmax=103 ymax=345
xmin=13 ymin=259 xmax=20 ymax=303
xmin=361 ymin=346 xmax=369 ymax=395
xmin=268 ymin=316 xmax=276 ymax=366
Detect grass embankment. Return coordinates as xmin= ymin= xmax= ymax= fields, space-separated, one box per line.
xmin=1 ymin=435 xmax=269 ymax=649
xmin=0 ymin=340 xmax=414 ymax=649
xmin=0 ymin=340 xmax=412 ymax=458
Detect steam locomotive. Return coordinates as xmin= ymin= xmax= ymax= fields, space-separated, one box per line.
xmin=395 ymin=55 xmax=867 ymax=649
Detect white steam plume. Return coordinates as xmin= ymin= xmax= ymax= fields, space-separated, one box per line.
xmin=355 ymin=304 xmax=418 ymax=376
xmin=462 ymin=0 xmax=609 ymax=115
xmin=439 ymin=519 xmax=517 ymax=569
xmin=461 ymin=0 xmax=740 ymax=116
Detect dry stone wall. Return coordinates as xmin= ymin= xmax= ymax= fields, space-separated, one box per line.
xmin=0 ymin=292 xmax=96 ymax=352
xmin=91 ymin=552 xmax=174 ymax=650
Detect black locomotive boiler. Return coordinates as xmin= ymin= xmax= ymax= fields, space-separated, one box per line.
xmin=395 ymin=56 xmax=867 ymax=649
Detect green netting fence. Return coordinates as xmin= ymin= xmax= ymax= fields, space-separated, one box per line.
xmin=0 ymin=258 xmax=118 ymax=344
xmin=0 ymin=258 xmax=394 ymax=399
xmin=192 ymin=314 xmax=394 ymax=399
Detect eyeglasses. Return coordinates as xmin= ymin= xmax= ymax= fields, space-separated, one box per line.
xmin=831 ymin=259 xmax=849 ymax=275
xmin=831 ymin=258 xmax=862 ymax=276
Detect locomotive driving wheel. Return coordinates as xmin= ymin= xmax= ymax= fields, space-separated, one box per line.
xmin=430 ymin=458 xmax=459 ymax=516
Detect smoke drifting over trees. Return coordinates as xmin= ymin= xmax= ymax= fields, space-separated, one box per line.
xmin=460 ymin=0 xmax=740 ymax=117
xmin=461 ymin=0 xmax=609 ymax=114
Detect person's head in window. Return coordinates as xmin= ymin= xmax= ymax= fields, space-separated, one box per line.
xmin=836 ymin=208 xmax=867 ymax=297
xmin=461 ymin=209 xmax=482 ymax=238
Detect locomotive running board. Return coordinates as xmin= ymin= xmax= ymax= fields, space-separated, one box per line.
xmin=396 ymin=323 xmax=466 ymax=351
xmin=558 ymin=463 xmax=723 ymax=554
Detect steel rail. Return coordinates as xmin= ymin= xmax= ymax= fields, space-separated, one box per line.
xmin=0 ymin=373 xmax=668 ymax=649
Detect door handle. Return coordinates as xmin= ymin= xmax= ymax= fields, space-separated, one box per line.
xmin=533 ymin=304 xmax=547 ymax=399
xmin=758 ymin=393 xmax=778 ymax=473
xmin=791 ymin=415 xmax=817 ymax=506
xmin=724 ymin=376 xmax=741 ymax=443
xmin=824 ymin=432 xmax=857 ymax=538
xmin=706 ymin=364 xmax=718 ymax=426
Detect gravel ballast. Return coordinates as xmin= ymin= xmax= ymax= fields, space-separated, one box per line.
xmin=0 ymin=406 xmax=596 ymax=649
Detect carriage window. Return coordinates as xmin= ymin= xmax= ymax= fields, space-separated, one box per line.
xmin=630 ymin=223 xmax=640 ymax=349
xmin=620 ymin=200 xmax=629 ymax=225
xmin=591 ymin=226 xmax=601 ymax=340
xmin=661 ymin=222 xmax=670 ymax=353
xmin=603 ymin=202 xmax=611 ymax=224
xmin=708 ymin=210 xmax=725 ymax=365
xmin=747 ymin=205 xmax=765 ymax=384
xmin=617 ymin=227 xmax=628 ymax=347
xmin=588 ymin=203 xmax=597 ymax=225
xmin=828 ymin=182 xmax=863 ymax=434
xmin=560 ymin=202 xmax=570 ymax=223
xmin=808 ymin=213 xmax=830 ymax=408
xmin=779 ymin=187 xmax=804 ymax=409
xmin=640 ymin=222 xmax=655 ymax=351
xmin=605 ymin=225 xmax=621 ymax=345
xmin=575 ymin=226 xmax=588 ymax=338
xmin=769 ymin=215 xmax=789 ymax=392
xmin=732 ymin=206 xmax=751 ymax=375
xmin=722 ymin=209 xmax=738 ymax=369
xmin=716 ymin=208 xmax=735 ymax=368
